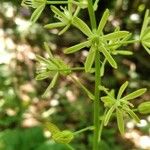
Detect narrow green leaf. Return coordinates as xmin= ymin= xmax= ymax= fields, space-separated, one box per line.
xmin=58 ymin=24 xmax=70 ymax=35
xmin=100 ymin=59 xmax=106 ymax=77
xmin=93 ymin=0 xmax=100 ymax=11
xmin=104 ymin=105 xmax=116 ymax=126
xmin=142 ymin=44 xmax=150 ymax=55
xmin=143 ymin=41 xmax=150 ymax=47
xmin=70 ymin=76 xmax=94 ymax=100
xmin=85 ymin=45 xmax=96 ymax=72
xmin=44 ymin=42 xmax=53 ymax=58
xmin=51 ymin=5 xmax=68 ymax=22
xmin=42 ymin=72 xmax=59 ymax=97
xmin=111 ymin=33 xmax=132 ymax=50
xmin=44 ymin=22 xmax=65 ymax=29
xmin=100 ymin=46 xmax=117 ymax=69
xmin=36 ymin=55 xmax=57 ymax=71
xmin=21 ymin=0 xmax=32 ymax=7
xmin=101 ymin=96 xmax=115 ymax=108
xmin=142 ymin=27 xmax=150 ymax=40
xmin=97 ymin=9 xmax=109 ymax=34
xmin=140 ymin=9 xmax=150 ymax=38
xmin=126 ymin=108 xmax=140 ymax=123
xmin=117 ymin=81 xmax=128 ymax=100
xmin=112 ymin=50 xmax=133 ymax=55
xmin=72 ymin=16 xmax=93 ymax=37
xmin=138 ymin=101 xmax=150 ymax=114
xmin=116 ymin=108 xmax=124 ymax=135
xmin=64 ymin=40 xmax=90 ymax=54
xmin=30 ymin=4 xmax=45 ymax=23
xmin=103 ymin=31 xmax=129 ymax=41
xmin=36 ymin=71 xmax=51 ymax=80
xmin=36 ymin=55 xmax=51 ymax=64
xmin=121 ymin=88 xmax=147 ymax=101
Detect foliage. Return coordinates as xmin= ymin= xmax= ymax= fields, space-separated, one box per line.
xmin=0 ymin=0 xmax=150 ymax=150
xmin=20 ymin=0 xmax=150 ymax=150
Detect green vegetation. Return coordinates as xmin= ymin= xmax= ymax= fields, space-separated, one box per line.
xmin=0 ymin=0 xmax=150 ymax=150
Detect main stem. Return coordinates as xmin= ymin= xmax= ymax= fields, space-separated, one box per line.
xmin=94 ymin=50 xmax=101 ymax=150
xmin=87 ymin=1 xmax=101 ymax=150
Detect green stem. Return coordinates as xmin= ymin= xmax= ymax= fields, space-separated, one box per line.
xmin=93 ymin=50 xmax=101 ymax=150
xmin=74 ymin=126 xmax=94 ymax=135
xmin=87 ymin=1 xmax=101 ymax=150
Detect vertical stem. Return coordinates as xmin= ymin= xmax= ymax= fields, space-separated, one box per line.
xmin=87 ymin=1 xmax=101 ymax=150
xmin=93 ymin=50 xmax=101 ymax=150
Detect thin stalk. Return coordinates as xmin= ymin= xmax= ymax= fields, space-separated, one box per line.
xmin=87 ymin=1 xmax=101 ymax=150
xmin=93 ymin=50 xmax=101 ymax=150
xmin=74 ymin=126 xmax=94 ymax=135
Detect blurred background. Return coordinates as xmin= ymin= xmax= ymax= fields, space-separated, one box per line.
xmin=0 ymin=0 xmax=150 ymax=149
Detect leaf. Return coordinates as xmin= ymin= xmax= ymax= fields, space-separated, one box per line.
xmin=142 ymin=27 xmax=150 ymax=40
xmin=121 ymin=88 xmax=147 ymax=101
xmin=71 ymin=76 xmax=94 ymax=100
xmin=21 ymin=0 xmax=32 ymax=7
xmin=64 ymin=40 xmax=90 ymax=54
xmin=126 ymin=108 xmax=140 ymax=123
xmin=142 ymin=44 xmax=150 ymax=55
xmin=116 ymin=108 xmax=124 ymax=135
xmin=93 ymin=0 xmax=100 ymax=11
xmin=100 ymin=59 xmax=106 ymax=77
xmin=42 ymin=72 xmax=59 ymax=97
xmin=36 ymin=55 xmax=57 ymax=71
xmin=51 ymin=6 xmax=68 ymax=22
xmin=72 ymin=16 xmax=93 ymax=37
xmin=44 ymin=22 xmax=65 ymax=29
xmin=85 ymin=45 xmax=96 ymax=72
xmin=117 ymin=81 xmax=128 ymax=100
xmin=112 ymin=50 xmax=133 ymax=55
xmin=97 ymin=9 xmax=109 ymax=34
xmin=36 ymin=55 xmax=52 ymax=65
xmin=143 ymin=41 xmax=150 ymax=47
xmin=103 ymin=31 xmax=129 ymax=41
xmin=101 ymin=96 xmax=115 ymax=108
xmin=30 ymin=4 xmax=45 ymax=23
xmin=36 ymin=71 xmax=51 ymax=80
xmin=104 ymin=105 xmax=116 ymax=126
xmin=138 ymin=101 xmax=150 ymax=114
xmin=58 ymin=24 xmax=70 ymax=35
xmin=140 ymin=9 xmax=150 ymax=38
xmin=100 ymin=46 xmax=117 ymax=69
xmin=44 ymin=42 xmax=53 ymax=58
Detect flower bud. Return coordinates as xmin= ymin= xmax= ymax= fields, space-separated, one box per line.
xmin=52 ymin=130 xmax=74 ymax=144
